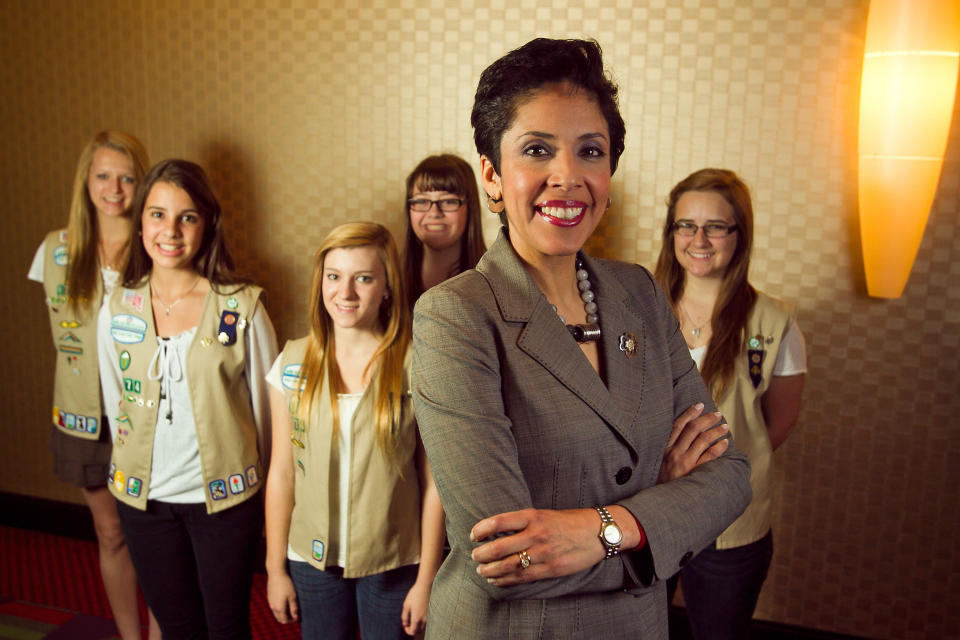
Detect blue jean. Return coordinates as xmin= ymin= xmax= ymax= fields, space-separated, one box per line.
xmin=668 ymin=529 xmax=774 ymax=640
xmin=288 ymin=560 xmax=418 ymax=640
xmin=117 ymin=496 xmax=263 ymax=640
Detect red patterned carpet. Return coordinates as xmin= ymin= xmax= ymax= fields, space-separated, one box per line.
xmin=0 ymin=525 xmax=300 ymax=640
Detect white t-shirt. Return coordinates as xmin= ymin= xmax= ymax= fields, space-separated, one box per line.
xmin=266 ymin=357 xmax=362 ymax=565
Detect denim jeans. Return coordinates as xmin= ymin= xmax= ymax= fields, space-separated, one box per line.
xmin=117 ymin=496 xmax=263 ymax=640
xmin=288 ymin=560 xmax=418 ymax=640
xmin=668 ymin=529 xmax=774 ymax=640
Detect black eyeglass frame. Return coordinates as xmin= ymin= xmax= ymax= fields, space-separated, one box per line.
xmin=671 ymin=221 xmax=738 ymax=238
xmin=407 ymin=197 xmax=466 ymax=213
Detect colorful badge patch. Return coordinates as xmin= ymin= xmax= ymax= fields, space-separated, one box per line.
xmin=53 ymin=244 xmax=68 ymax=266
xmin=119 ymin=351 xmax=131 ymax=370
xmin=229 ymin=474 xmax=245 ymax=494
xmin=312 ymin=540 xmax=325 ymax=561
xmin=76 ymin=415 xmax=98 ymax=434
xmin=108 ymin=463 xmax=116 ymax=483
xmin=126 ymin=476 xmax=142 ymax=498
xmin=226 ymin=297 xmax=239 ymax=309
xmin=59 ymin=320 xmax=80 ymax=329
xmin=58 ymin=332 xmax=83 ymax=355
xmin=281 ymin=364 xmax=304 ymax=390
xmin=122 ymin=290 xmax=144 ymax=312
xmin=245 ymin=465 xmax=259 ymax=487
xmin=114 ymin=470 xmax=125 ymax=493
xmin=110 ymin=314 xmax=147 ymax=344
xmin=209 ymin=479 xmax=227 ymax=500
xmin=747 ymin=347 xmax=765 ymax=389
xmin=217 ymin=311 xmax=239 ymax=345
xmin=123 ymin=378 xmax=142 ymax=394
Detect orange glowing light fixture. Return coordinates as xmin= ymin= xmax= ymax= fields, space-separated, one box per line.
xmin=858 ymin=0 xmax=960 ymax=298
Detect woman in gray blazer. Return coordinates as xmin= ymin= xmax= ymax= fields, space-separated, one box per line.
xmin=412 ymin=38 xmax=752 ymax=639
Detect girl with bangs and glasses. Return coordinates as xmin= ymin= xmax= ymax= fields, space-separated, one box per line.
xmin=264 ymin=222 xmax=445 ymax=639
xmin=655 ymin=168 xmax=806 ymax=640
xmin=401 ymin=154 xmax=486 ymax=310
xmin=29 ymin=131 xmax=160 ymax=640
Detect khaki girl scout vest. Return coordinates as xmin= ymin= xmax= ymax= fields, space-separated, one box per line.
xmin=715 ymin=293 xmax=795 ymax=550
xmin=106 ymin=278 xmax=263 ymax=514
xmin=279 ymin=338 xmax=422 ymax=578
xmin=42 ymin=229 xmax=103 ymax=440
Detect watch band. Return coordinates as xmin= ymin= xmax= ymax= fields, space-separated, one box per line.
xmin=595 ymin=506 xmax=622 ymax=558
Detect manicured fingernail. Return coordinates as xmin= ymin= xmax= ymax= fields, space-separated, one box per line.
xmin=695 ymin=402 xmax=704 ymax=411
xmin=475 ymin=565 xmax=481 ymax=575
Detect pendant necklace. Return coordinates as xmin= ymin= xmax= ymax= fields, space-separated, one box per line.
xmin=152 ymin=277 xmax=202 ymax=316
xmin=679 ymin=301 xmax=708 ymax=341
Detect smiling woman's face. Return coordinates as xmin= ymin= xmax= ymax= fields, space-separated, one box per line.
xmin=482 ymin=82 xmax=611 ymax=266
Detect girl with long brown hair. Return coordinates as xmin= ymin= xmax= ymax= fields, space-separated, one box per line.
xmin=28 ymin=130 xmax=159 ymax=640
xmin=265 ymin=222 xmax=444 ymax=639
xmin=655 ymin=168 xmax=806 ymax=640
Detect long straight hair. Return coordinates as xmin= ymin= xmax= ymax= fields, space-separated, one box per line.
xmin=124 ymin=159 xmax=246 ymax=291
xmin=65 ymin=131 xmax=149 ymax=316
xmin=298 ymin=222 xmax=410 ymax=468
xmin=402 ymin=154 xmax=486 ymax=309
xmin=654 ymin=168 xmax=757 ymax=400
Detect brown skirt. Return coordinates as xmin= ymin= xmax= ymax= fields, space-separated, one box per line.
xmin=49 ymin=421 xmax=112 ymax=489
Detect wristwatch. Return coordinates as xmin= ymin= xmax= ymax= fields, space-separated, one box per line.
xmin=595 ymin=506 xmax=623 ymax=558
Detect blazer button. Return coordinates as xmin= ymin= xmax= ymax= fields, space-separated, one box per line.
xmin=679 ymin=551 xmax=694 ymax=567
xmin=615 ymin=467 xmax=632 ymax=485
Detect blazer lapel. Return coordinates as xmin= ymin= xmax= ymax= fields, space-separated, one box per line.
xmin=478 ymin=233 xmax=640 ymax=458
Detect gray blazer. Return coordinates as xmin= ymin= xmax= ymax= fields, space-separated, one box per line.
xmin=413 ymin=233 xmax=751 ymax=639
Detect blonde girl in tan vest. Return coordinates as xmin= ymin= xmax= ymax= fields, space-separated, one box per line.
xmin=655 ymin=168 xmax=806 ymax=640
xmin=28 ymin=131 xmax=159 ymax=640
xmin=97 ymin=159 xmax=278 ymax=639
xmin=265 ymin=222 xmax=445 ymax=639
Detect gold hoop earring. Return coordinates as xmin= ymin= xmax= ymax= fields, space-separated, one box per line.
xmin=487 ymin=194 xmax=505 ymax=214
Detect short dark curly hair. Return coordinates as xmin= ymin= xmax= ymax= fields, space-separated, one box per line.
xmin=471 ymin=38 xmax=626 ymax=176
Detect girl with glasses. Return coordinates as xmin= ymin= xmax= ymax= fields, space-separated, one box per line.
xmin=401 ymin=154 xmax=486 ymax=309
xmin=655 ymin=168 xmax=807 ymax=640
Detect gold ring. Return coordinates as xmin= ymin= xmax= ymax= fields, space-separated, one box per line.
xmin=518 ymin=550 xmax=531 ymax=569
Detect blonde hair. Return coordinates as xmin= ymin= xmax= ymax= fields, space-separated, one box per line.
xmin=65 ymin=131 xmax=149 ymax=316
xmin=297 ymin=222 xmax=410 ymax=468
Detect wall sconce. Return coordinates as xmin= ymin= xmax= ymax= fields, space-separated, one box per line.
xmin=858 ymin=0 xmax=960 ymax=298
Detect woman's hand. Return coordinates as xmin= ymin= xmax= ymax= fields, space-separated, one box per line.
xmin=658 ymin=402 xmax=729 ymax=483
xmin=469 ymin=508 xmax=612 ymax=587
xmin=266 ymin=572 xmax=299 ymax=624
xmin=401 ymin=579 xmax=431 ymax=636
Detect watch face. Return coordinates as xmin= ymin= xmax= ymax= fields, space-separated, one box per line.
xmin=602 ymin=523 xmax=622 ymax=545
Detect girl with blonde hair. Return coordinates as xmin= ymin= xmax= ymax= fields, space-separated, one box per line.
xmin=28 ymin=130 xmax=159 ymax=640
xmin=265 ymin=221 xmax=444 ymax=639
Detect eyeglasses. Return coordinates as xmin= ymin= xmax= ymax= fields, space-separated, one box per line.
xmin=408 ymin=197 xmax=465 ymax=212
xmin=672 ymin=221 xmax=738 ymax=238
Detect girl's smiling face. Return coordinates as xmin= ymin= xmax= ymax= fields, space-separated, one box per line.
xmin=482 ymin=82 xmax=611 ymax=265
xmin=321 ymin=245 xmax=388 ymax=334
xmin=87 ymin=147 xmax=137 ymax=218
xmin=140 ymin=181 xmax=206 ymax=272
xmin=672 ymin=190 xmax=739 ymax=281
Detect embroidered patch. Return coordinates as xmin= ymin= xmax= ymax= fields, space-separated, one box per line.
xmin=119 ymin=351 xmax=131 ymax=370
xmin=122 ymin=290 xmax=144 ymax=312
xmin=229 ymin=474 xmax=245 ymax=494
xmin=226 ymin=297 xmax=239 ymax=309
xmin=245 ymin=465 xmax=259 ymax=487
xmin=748 ymin=349 xmax=765 ymax=389
xmin=126 ymin=476 xmax=142 ymax=497
xmin=59 ymin=320 xmax=80 ymax=329
xmin=108 ymin=463 xmax=116 ymax=483
xmin=110 ymin=314 xmax=147 ymax=344
xmin=114 ymin=470 xmax=125 ymax=494
xmin=58 ymin=332 xmax=83 ymax=355
xmin=209 ymin=479 xmax=227 ymax=500
xmin=281 ymin=364 xmax=304 ymax=390
xmin=123 ymin=378 xmax=142 ymax=394
xmin=76 ymin=415 xmax=98 ymax=434
xmin=53 ymin=245 xmax=68 ymax=266
xmin=63 ymin=412 xmax=76 ymax=430
xmin=312 ymin=540 xmax=324 ymax=561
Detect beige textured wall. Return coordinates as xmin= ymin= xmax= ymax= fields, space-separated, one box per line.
xmin=2 ymin=1 xmax=958 ymax=638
